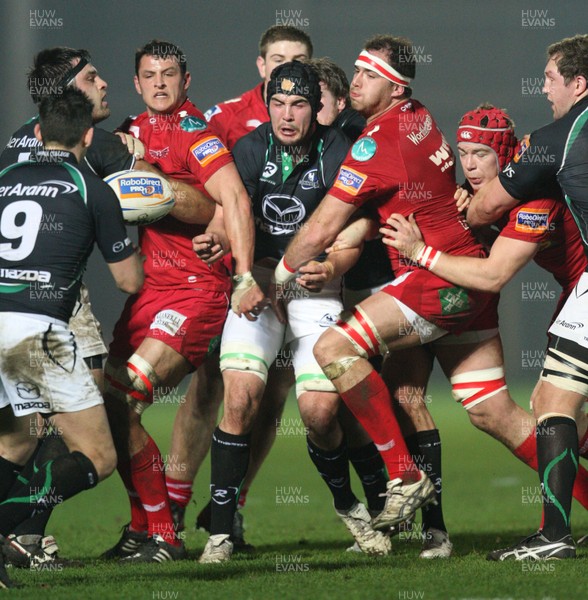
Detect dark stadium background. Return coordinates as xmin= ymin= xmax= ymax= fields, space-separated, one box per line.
xmin=0 ymin=0 xmax=579 ymax=390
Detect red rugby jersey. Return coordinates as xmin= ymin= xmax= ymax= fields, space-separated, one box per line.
xmin=129 ymin=99 xmax=233 ymax=291
xmin=329 ymin=99 xmax=485 ymax=273
xmin=500 ymin=197 xmax=586 ymax=299
xmin=204 ymin=83 xmax=268 ymax=150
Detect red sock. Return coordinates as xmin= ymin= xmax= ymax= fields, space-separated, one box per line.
xmin=165 ymin=475 xmax=192 ymax=507
xmin=131 ymin=435 xmax=179 ymax=546
xmin=580 ymin=427 xmax=588 ymax=458
xmin=237 ymin=487 xmax=249 ymax=510
xmin=117 ymin=459 xmax=148 ymax=532
xmin=514 ymin=430 xmax=588 ymax=510
xmin=340 ymin=370 xmax=418 ymax=482
xmin=513 ymin=432 xmax=538 ymax=469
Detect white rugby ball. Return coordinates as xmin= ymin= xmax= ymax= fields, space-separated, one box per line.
xmin=104 ymin=170 xmax=175 ymax=225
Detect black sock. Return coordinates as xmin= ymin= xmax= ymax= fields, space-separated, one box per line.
xmin=0 ymin=456 xmax=23 ymax=501
xmin=537 ymin=416 xmax=578 ymax=540
xmin=406 ymin=429 xmax=446 ymax=533
xmin=306 ymin=437 xmax=357 ymax=511
xmin=12 ymin=434 xmax=69 ymax=537
xmin=347 ymin=442 xmax=387 ymax=513
xmin=210 ymin=428 xmax=250 ymax=536
xmin=0 ymin=451 xmax=97 ymax=536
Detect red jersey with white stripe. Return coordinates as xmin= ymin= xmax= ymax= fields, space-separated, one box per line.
xmin=500 ymin=197 xmax=587 ymax=299
xmin=129 ymin=99 xmax=232 ymax=291
xmin=204 ymin=83 xmax=268 ymax=149
xmin=329 ymin=99 xmax=486 ymax=274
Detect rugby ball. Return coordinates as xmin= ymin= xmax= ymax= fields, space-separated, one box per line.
xmin=104 ymin=170 xmax=175 ymax=225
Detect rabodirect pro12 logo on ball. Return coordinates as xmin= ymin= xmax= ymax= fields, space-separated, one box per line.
xmin=118 ymin=176 xmax=164 ymax=199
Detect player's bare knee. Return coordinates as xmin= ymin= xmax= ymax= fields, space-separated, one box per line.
xmin=98 ymin=445 xmax=117 ymax=480
xmin=467 ymin=408 xmax=494 ymax=434
xmin=298 ymin=392 xmax=339 ymax=439
xmin=313 ymin=331 xmax=345 ymax=367
xmin=0 ymin=432 xmax=37 ymax=465
xmin=221 ymin=382 xmax=262 ymax=433
xmin=303 ymin=410 xmax=339 ymax=440
xmin=83 ymin=443 xmax=117 ymax=481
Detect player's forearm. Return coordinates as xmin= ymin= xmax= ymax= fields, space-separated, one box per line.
xmin=276 ymin=195 xmax=356 ymax=286
xmin=467 ymin=177 xmax=517 ymax=228
xmin=325 ymin=246 xmax=363 ymax=279
xmin=108 ymin=253 xmax=144 ymax=294
xmin=222 ymin=189 xmax=255 ymax=274
xmin=168 ymin=181 xmax=216 ymax=224
xmin=285 ymin=207 xmax=342 ymax=272
xmin=207 ymin=204 xmax=230 ymax=250
xmin=428 ymin=254 xmax=506 ymax=293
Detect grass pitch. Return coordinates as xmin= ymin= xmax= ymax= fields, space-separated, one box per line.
xmin=6 ymin=381 xmax=586 ymax=599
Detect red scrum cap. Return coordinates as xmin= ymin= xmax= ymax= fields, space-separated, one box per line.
xmin=457 ymin=105 xmax=517 ymax=169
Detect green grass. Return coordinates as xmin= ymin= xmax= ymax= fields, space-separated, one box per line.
xmin=6 ymin=381 xmax=586 ymax=599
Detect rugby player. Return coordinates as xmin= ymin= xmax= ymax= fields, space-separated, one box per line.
xmin=171 ymin=25 xmax=314 ymax=543
xmin=271 ymin=35 xmax=500 ymax=531
xmin=382 ymin=104 xmax=588 ymax=556
xmin=197 ymin=61 xmax=390 ymax=563
xmin=0 ymin=88 xmax=143 ymax=587
xmin=0 ymin=46 xmax=139 ymax=569
xmin=101 ymin=39 xmax=263 ymax=563
xmin=463 ymin=34 xmax=588 ymax=560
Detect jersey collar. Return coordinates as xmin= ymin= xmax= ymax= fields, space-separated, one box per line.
xmin=31 ymin=149 xmax=79 ymax=165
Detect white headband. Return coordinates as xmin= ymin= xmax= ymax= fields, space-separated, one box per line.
xmin=355 ymin=50 xmax=412 ymax=87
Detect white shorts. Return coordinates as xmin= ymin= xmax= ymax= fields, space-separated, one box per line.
xmin=0 ymin=312 xmax=104 ymax=417
xmin=543 ymin=272 xmax=588 ymax=395
xmin=69 ymin=283 xmax=107 ymax=360
xmin=220 ymin=265 xmax=343 ymax=398
xmin=548 ymin=272 xmax=588 ymax=347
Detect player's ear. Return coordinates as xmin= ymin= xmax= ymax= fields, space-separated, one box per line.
xmin=575 ymin=74 xmax=587 ymax=96
xmin=390 ymin=84 xmax=405 ymax=100
xmin=337 ymin=96 xmax=346 ymax=112
xmin=34 ymin=123 xmax=43 ymax=143
xmin=83 ymin=127 xmax=94 ymax=149
xmin=183 ymin=71 xmax=191 ymax=91
xmin=256 ymin=55 xmax=266 ymax=80
xmin=133 ymin=75 xmax=142 ymax=96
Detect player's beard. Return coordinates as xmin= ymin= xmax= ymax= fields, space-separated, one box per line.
xmin=92 ymin=106 xmax=111 ymax=124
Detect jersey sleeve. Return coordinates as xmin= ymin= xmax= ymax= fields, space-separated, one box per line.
xmin=498 ymin=127 xmax=562 ymax=200
xmin=321 ymin=127 xmax=353 ymax=189
xmin=85 ymin=128 xmax=135 ymax=178
xmin=232 ymin=127 xmax=266 ymax=197
xmin=182 ymin=129 xmax=234 ymax=185
xmin=86 ymin=177 xmax=135 ymax=263
xmin=500 ymin=197 xmax=562 ymax=244
xmin=328 ymin=139 xmax=390 ymax=207
xmin=204 ymin=104 xmax=231 ymax=146
xmin=0 ymin=142 xmax=18 ymax=170
xmin=0 ymin=120 xmax=40 ymax=169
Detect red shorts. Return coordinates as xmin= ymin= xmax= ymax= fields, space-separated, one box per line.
xmin=109 ymin=287 xmax=229 ymax=369
xmin=382 ymin=269 xmax=498 ymax=334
